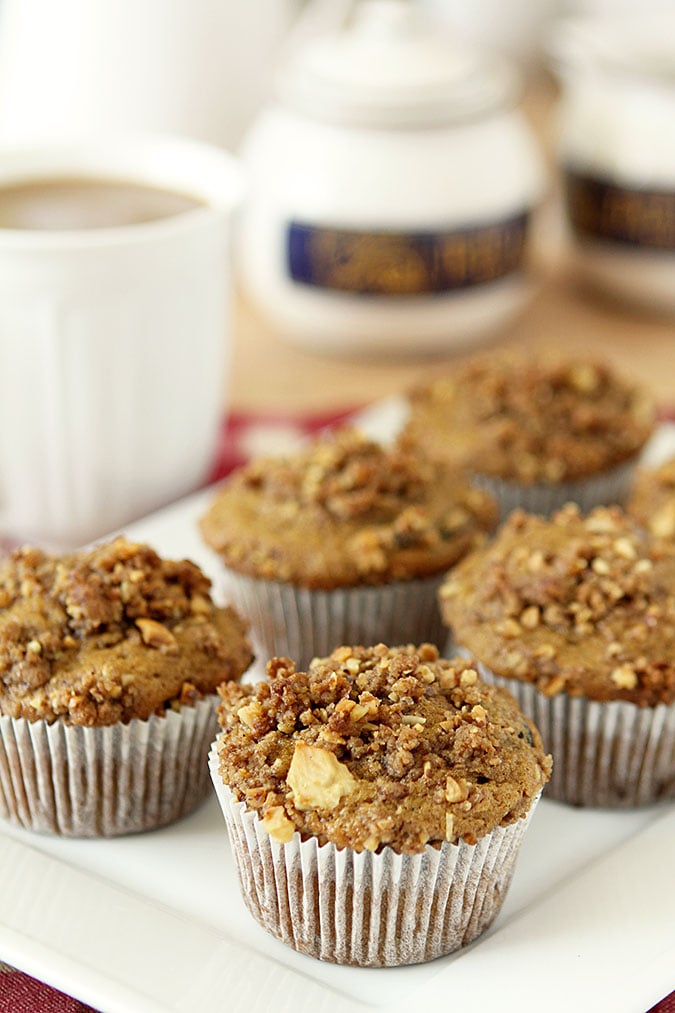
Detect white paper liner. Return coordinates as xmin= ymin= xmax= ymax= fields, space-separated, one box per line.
xmin=462 ymin=655 xmax=675 ymax=808
xmin=217 ymin=571 xmax=448 ymax=670
xmin=0 ymin=695 xmax=220 ymax=836
xmin=471 ymin=457 xmax=637 ymax=519
xmin=208 ymin=746 xmax=540 ymax=967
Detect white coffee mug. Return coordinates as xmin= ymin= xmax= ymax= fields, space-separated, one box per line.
xmin=0 ymin=134 xmax=242 ymax=548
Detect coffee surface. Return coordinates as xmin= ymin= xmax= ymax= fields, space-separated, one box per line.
xmin=0 ymin=177 xmax=203 ymax=230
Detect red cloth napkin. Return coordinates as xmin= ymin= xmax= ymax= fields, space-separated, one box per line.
xmin=0 ymin=968 xmax=96 ymax=1012
xmin=1 ymin=960 xmax=674 ymax=1012
xmin=207 ymin=406 xmax=358 ymax=482
xmin=0 ymin=408 xmax=673 ymax=1012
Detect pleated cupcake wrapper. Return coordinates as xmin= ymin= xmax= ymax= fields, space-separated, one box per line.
xmin=217 ymin=571 xmax=447 ymax=671
xmin=463 ymin=655 xmax=675 ymax=808
xmin=471 ymin=457 xmax=636 ymax=520
xmin=0 ymin=696 xmax=220 ymax=837
xmin=209 ymin=746 xmax=540 ymax=967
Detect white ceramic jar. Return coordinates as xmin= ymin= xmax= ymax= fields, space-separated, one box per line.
xmin=551 ymin=14 xmax=675 ymax=313
xmin=238 ymin=0 xmax=545 ymax=355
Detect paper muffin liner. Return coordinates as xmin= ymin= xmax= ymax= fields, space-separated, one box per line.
xmin=216 ymin=571 xmax=448 ymax=670
xmin=208 ymin=745 xmax=540 ymax=967
xmin=0 ymin=695 xmax=220 ymax=837
xmin=461 ymin=654 xmax=675 ymax=808
xmin=471 ymin=456 xmax=637 ymax=519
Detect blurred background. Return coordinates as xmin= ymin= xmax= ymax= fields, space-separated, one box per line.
xmin=0 ymin=0 xmax=673 ymax=430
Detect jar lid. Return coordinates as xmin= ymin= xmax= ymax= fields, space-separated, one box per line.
xmin=549 ymin=13 xmax=675 ymax=90
xmin=278 ymin=0 xmax=520 ymax=127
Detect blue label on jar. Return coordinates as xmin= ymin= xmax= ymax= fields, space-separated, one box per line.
xmin=565 ymin=169 xmax=675 ymax=251
xmin=286 ymin=212 xmax=530 ymax=296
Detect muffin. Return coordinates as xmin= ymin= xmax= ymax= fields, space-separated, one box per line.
xmin=209 ymin=643 xmax=550 ymax=967
xmin=628 ymin=456 xmax=675 ymax=540
xmin=402 ymin=350 xmax=655 ymax=518
xmin=440 ymin=504 xmax=675 ymax=807
xmin=0 ymin=536 xmax=253 ymax=836
xmin=199 ymin=427 xmax=497 ymax=668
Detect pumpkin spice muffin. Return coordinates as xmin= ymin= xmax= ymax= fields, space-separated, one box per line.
xmin=402 ymin=350 xmax=655 ymax=517
xmin=628 ymin=456 xmax=675 ymax=540
xmin=0 ymin=536 xmax=253 ymax=836
xmin=440 ymin=504 xmax=675 ymax=806
xmin=209 ymin=643 xmax=550 ymax=966
xmin=199 ymin=427 xmax=497 ymax=666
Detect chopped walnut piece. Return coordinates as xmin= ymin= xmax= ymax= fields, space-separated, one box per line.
xmin=261 ymin=806 xmax=296 ymax=844
xmin=238 ymin=700 xmax=264 ymax=729
xmin=444 ymin=775 xmax=468 ymax=803
xmin=614 ymin=538 xmax=637 ymax=560
xmin=287 ymin=742 xmax=358 ymax=811
xmin=498 ymin=618 xmax=522 ymax=639
xmin=136 ymin=618 xmax=178 ymax=653
xmin=610 ymin=665 xmax=638 ymax=690
xmin=520 ymin=606 xmax=540 ymax=630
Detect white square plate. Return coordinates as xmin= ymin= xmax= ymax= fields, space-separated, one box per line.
xmin=0 ymin=410 xmax=673 ymax=1013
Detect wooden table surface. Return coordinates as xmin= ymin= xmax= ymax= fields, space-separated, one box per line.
xmin=228 ymin=76 xmax=675 ymax=416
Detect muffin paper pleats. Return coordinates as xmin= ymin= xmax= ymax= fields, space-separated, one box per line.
xmin=219 ymin=573 xmax=447 ymax=670
xmin=0 ymin=697 xmax=220 ymax=836
xmin=468 ymin=659 xmax=675 ymax=807
xmin=471 ymin=457 xmax=636 ymax=520
xmin=209 ymin=748 xmax=541 ymax=967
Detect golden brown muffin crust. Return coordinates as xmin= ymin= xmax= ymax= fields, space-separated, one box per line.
xmin=440 ymin=504 xmax=675 ymax=706
xmin=216 ymin=644 xmax=550 ymax=854
xmin=200 ymin=427 xmax=497 ymax=589
xmin=0 ymin=537 xmax=253 ymax=726
xmin=403 ymin=351 xmax=655 ymax=484
xmin=628 ymin=457 xmax=675 ymax=540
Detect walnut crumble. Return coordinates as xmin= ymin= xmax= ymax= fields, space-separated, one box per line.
xmin=215 ymin=643 xmax=550 ymax=854
xmin=440 ymin=504 xmax=675 ymax=705
xmin=200 ymin=427 xmax=497 ymax=588
xmin=403 ymin=351 xmax=655 ymax=484
xmin=0 ymin=537 xmax=252 ymax=726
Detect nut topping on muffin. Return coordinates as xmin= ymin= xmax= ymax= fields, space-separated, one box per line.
xmin=0 ymin=536 xmax=253 ymax=725
xmin=200 ymin=427 xmax=497 ymax=589
xmin=403 ymin=351 xmax=655 ymax=484
xmin=215 ymin=643 xmax=551 ymax=854
xmin=440 ymin=504 xmax=675 ymax=706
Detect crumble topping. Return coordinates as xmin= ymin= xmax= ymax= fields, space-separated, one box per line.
xmin=403 ymin=351 xmax=655 ymax=484
xmin=0 ymin=537 xmax=253 ymax=725
xmin=200 ymin=427 xmax=497 ymax=588
xmin=440 ymin=504 xmax=675 ymax=705
xmin=216 ymin=643 xmax=550 ymax=854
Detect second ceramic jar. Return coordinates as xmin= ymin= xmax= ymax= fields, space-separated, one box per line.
xmin=551 ymin=13 xmax=675 ymax=315
xmin=238 ymin=0 xmax=546 ymax=355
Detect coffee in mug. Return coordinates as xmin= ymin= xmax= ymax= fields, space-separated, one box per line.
xmin=0 ymin=177 xmax=204 ymax=230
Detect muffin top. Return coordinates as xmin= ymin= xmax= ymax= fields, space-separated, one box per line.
xmin=628 ymin=457 xmax=675 ymax=540
xmin=199 ymin=427 xmax=497 ymax=589
xmin=402 ymin=351 xmax=655 ymax=484
xmin=215 ymin=643 xmax=550 ymax=854
xmin=440 ymin=504 xmax=675 ymax=706
xmin=0 ymin=537 xmax=253 ymax=726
